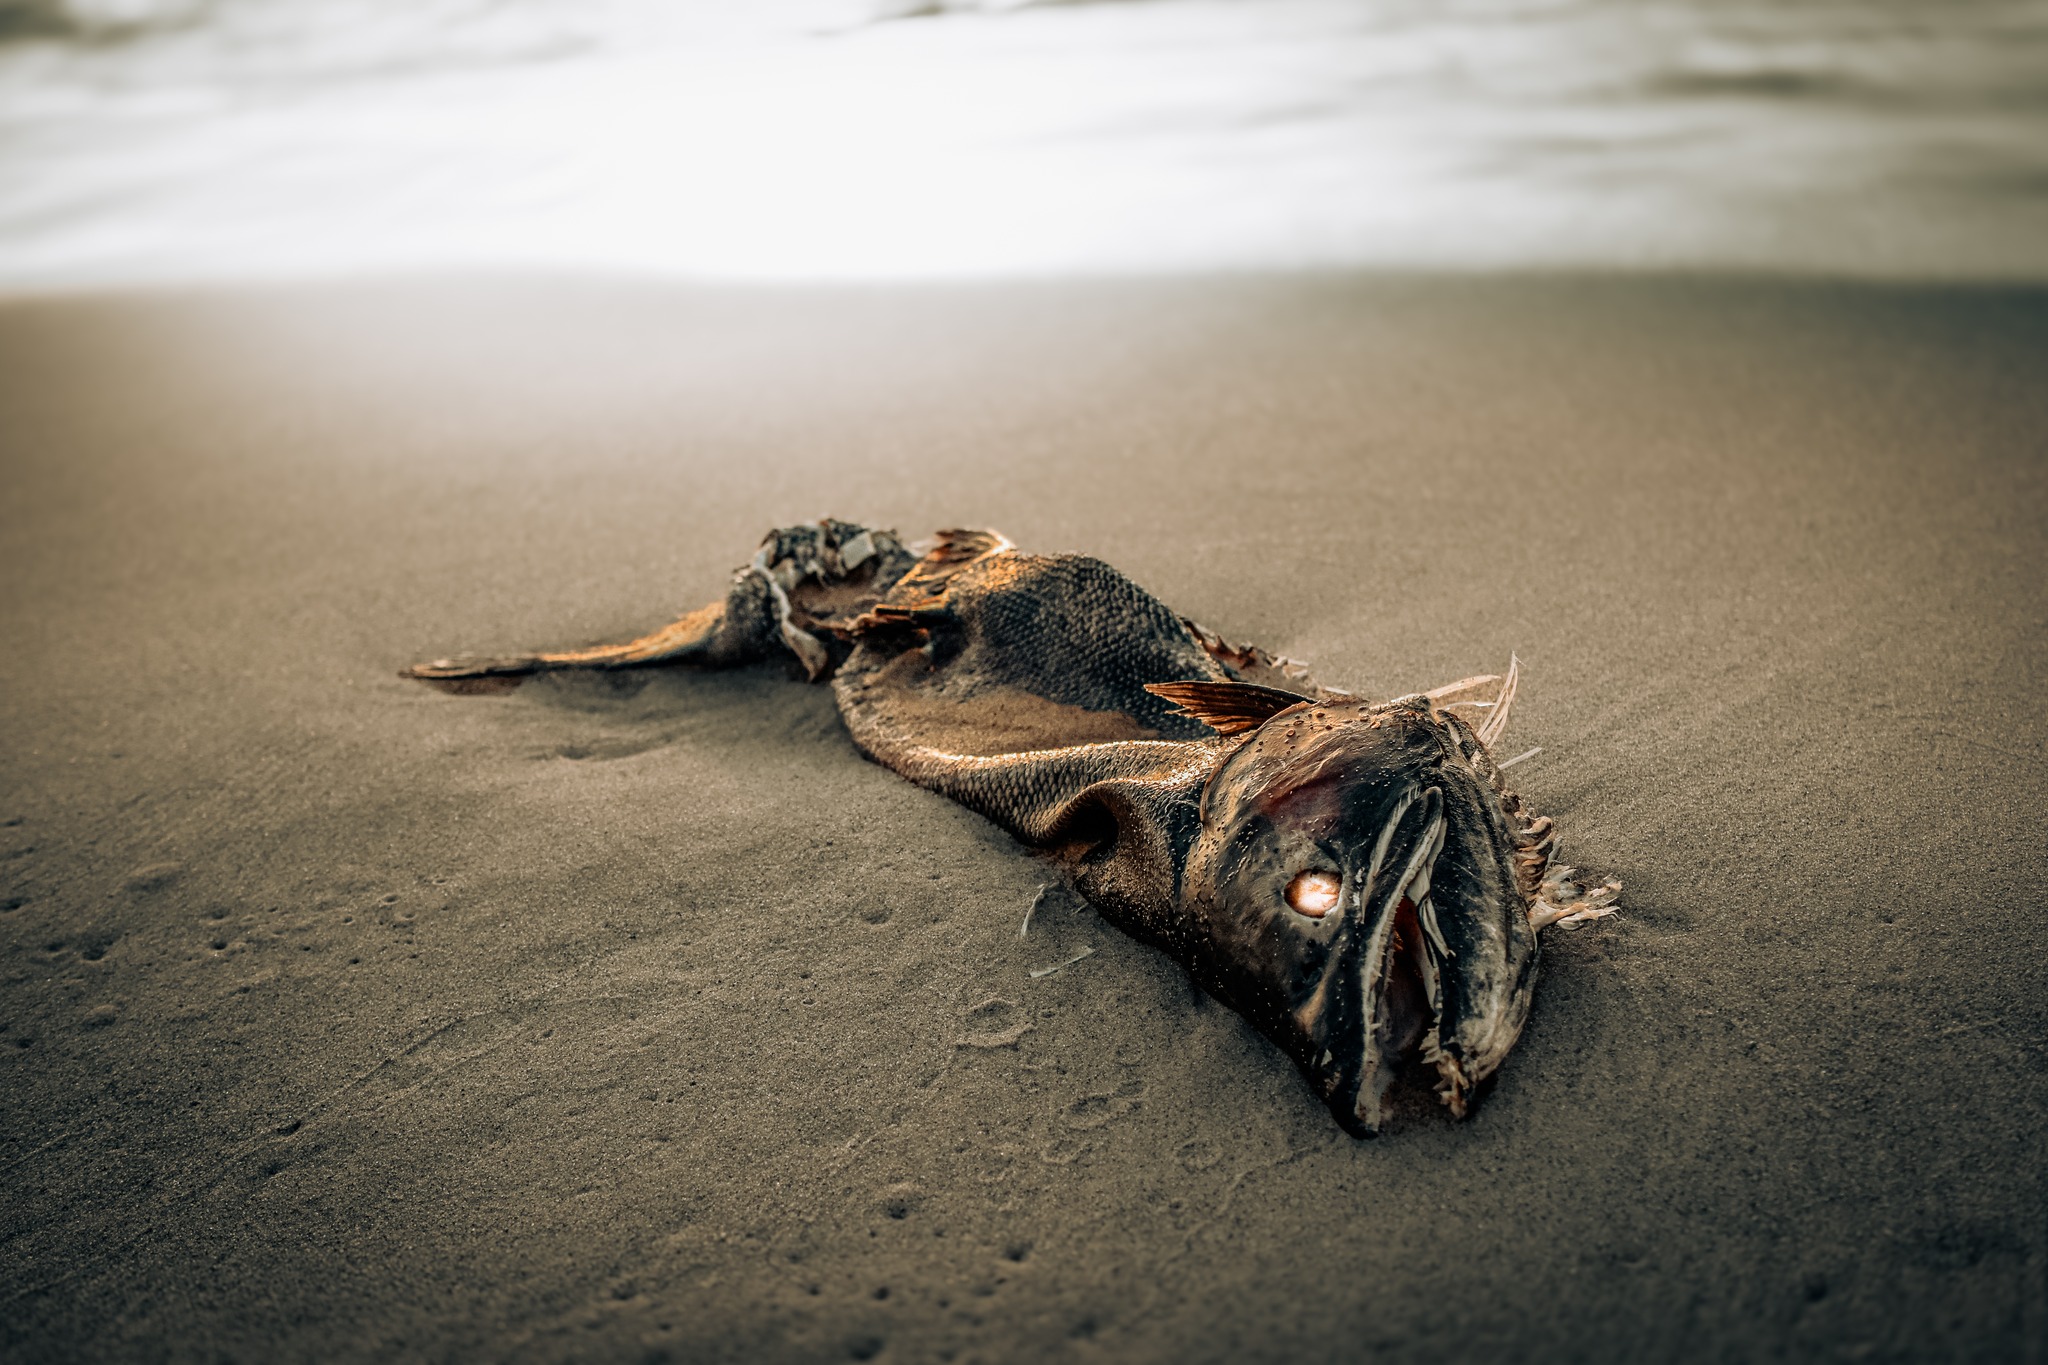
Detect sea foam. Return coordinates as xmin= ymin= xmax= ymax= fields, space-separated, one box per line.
xmin=1 ymin=0 xmax=2043 ymax=285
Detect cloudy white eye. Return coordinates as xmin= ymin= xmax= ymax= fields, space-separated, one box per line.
xmin=1285 ymin=870 xmax=1341 ymax=918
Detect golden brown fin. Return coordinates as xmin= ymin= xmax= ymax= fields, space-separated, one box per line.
xmin=1143 ymin=680 xmax=1309 ymax=736
xmin=404 ymin=602 xmax=729 ymax=680
xmin=876 ymin=527 xmax=1014 ymax=608
xmin=922 ymin=528 xmax=1013 ymax=564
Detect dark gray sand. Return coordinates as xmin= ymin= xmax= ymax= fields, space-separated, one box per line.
xmin=1 ymin=275 xmax=2044 ymax=1363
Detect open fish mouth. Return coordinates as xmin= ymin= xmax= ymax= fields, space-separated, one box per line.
xmin=1335 ymin=783 xmax=1460 ymax=1135
xmin=1171 ymin=674 xmax=1617 ymax=1138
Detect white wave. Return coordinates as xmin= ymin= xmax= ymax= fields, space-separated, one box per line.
xmin=1 ymin=0 xmax=2044 ymax=285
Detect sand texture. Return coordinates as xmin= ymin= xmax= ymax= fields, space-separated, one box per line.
xmin=2 ymin=275 xmax=2044 ymax=1362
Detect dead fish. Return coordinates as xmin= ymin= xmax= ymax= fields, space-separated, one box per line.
xmin=407 ymin=520 xmax=1617 ymax=1136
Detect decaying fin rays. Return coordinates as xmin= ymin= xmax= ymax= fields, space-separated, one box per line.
xmin=405 ymin=519 xmax=1618 ymax=1136
xmin=408 ymin=520 xmax=928 ymax=683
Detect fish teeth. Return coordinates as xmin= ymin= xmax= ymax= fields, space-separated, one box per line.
xmin=1414 ymin=896 xmax=1443 ymax=1012
xmin=1416 ymin=892 xmax=1453 ymax=963
xmin=1407 ymin=814 xmax=1451 ymax=955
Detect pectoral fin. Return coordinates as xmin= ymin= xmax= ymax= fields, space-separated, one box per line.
xmin=1143 ymin=680 xmax=1310 ymax=736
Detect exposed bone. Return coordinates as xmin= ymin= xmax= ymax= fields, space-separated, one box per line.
xmin=1415 ymin=885 xmax=1453 ymax=963
xmin=751 ymin=548 xmax=832 ymax=680
xmin=1476 ymin=655 xmax=1520 ymax=750
xmin=838 ymin=530 xmax=876 ymax=572
xmin=1448 ymin=709 xmax=1599 ymax=925
xmin=1424 ymin=674 xmax=1504 ymax=707
xmin=1019 ymin=883 xmax=1049 ymax=939
xmin=1372 ymin=816 xmax=1444 ymax=1009
xmin=1529 ymin=869 xmax=1622 ymax=929
xmin=1407 ymin=814 xmax=1448 ymax=953
xmin=1414 ymin=898 xmax=1444 ymax=1010
xmin=1028 ymin=945 xmax=1096 ymax=979
xmin=1438 ymin=705 xmax=1514 ymax=796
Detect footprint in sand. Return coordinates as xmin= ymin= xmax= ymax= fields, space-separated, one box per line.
xmin=1060 ymin=1076 xmax=1146 ymax=1131
xmin=547 ymin=734 xmax=663 ymax=762
xmin=955 ymin=997 xmax=1033 ymax=1050
xmin=1039 ymin=1137 xmax=1095 ymax=1165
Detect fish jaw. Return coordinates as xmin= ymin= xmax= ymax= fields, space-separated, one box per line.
xmin=1182 ymin=702 xmax=1542 ymax=1136
xmin=1317 ymin=783 xmax=1450 ymax=1135
xmin=1409 ymin=766 xmax=1542 ymax=1118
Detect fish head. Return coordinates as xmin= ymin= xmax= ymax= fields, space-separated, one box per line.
xmin=1173 ymin=690 xmax=1539 ymax=1136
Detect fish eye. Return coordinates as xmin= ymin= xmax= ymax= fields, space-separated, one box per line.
xmin=1285 ymin=870 xmax=1341 ymax=918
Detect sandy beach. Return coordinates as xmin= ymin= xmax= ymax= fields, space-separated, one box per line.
xmin=2 ymin=273 xmax=2044 ymax=1362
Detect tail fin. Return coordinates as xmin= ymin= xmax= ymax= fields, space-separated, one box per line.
xmin=403 ymin=601 xmax=738 ymax=681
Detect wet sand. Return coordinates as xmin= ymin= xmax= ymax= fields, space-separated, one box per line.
xmin=1 ymin=274 xmax=2044 ymax=1363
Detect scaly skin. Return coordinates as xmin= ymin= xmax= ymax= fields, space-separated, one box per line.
xmin=408 ymin=520 xmax=1618 ymax=1134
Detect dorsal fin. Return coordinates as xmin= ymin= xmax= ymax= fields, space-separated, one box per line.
xmin=1144 ymin=680 xmax=1310 ymax=736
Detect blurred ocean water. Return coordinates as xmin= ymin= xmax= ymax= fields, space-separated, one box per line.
xmin=1 ymin=0 xmax=2044 ymax=285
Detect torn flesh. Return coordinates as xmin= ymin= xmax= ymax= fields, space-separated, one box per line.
xmin=1529 ymin=865 xmax=1621 ymax=929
